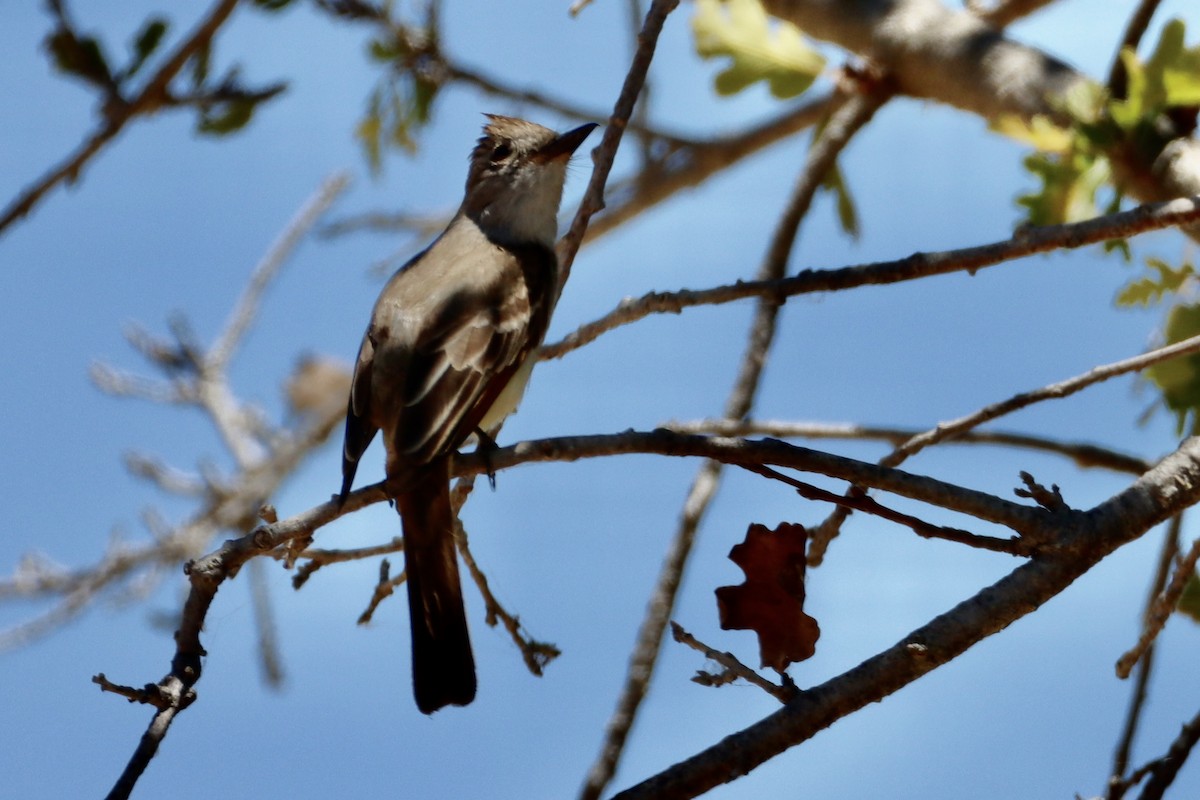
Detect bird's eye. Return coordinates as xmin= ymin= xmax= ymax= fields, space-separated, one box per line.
xmin=490 ymin=143 xmax=513 ymax=163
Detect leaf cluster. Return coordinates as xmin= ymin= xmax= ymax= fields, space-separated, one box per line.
xmin=43 ymin=4 xmax=292 ymax=137
xmin=357 ymin=15 xmax=442 ymax=174
xmin=1012 ymin=19 xmax=1200 ymax=230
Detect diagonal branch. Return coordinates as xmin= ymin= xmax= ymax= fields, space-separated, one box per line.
xmin=555 ymin=0 xmax=681 ymax=287
xmin=666 ymin=419 xmax=1153 ymax=475
xmin=578 ymin=85 xmax=892 ymax=800
xmin=809 ymin=324 xmax=1200 ymax=562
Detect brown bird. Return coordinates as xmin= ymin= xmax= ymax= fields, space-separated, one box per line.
xmin=339 ymin=115 xmax=596 ymax=713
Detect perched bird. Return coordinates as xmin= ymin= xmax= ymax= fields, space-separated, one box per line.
xmin=339 ymin=115 xmax=596 ymax=714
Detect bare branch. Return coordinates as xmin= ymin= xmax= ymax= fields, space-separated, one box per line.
xmin=1107 ymin=515 xmax=1182 ymax=800
xmin=810 ymin=325 xmax=1200 ymax=562
xmin=542 ymin=195 xmax=1200 ymax=361
xmin=556 ymin=0 xmax=682 ymax=287
xmin=1134 ymin=704 xmax=1200 ymax=800
xmin=209 ymin=173 xmax=351 ymax=370
xmin=666 ymin=419 xmax=1152 ymax=475
xmin=357 ymin=560 xmax=403 ymax=625
xmin=456 ymin=516 xmax=561 ymax=676
xmin=288 ymin=538 xmax=403 ymax=589
xmin=757 ymin=0 xmax=1200 ymax=239
xmin=670 ymin=622 xmax=796 ymax=703
xmin=1115 ymin=535 xmax=1200 ymax=679
xmin=741 ymin=463 xmax=1034 ymax=556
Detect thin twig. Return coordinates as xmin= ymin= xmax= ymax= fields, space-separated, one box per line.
xmin=1115 ymin=535 xmax=1200 ymax=678
xmin=1134 ymin=704 xmax=1200 ymax=800
xmin=556 ymin=0 xmax=681 ymax=288
xmin=456 ymin=517 xmax=561 ymax=676
xmin=209 ymin=173 xmax=351 ymax=369
xmin=810 ymin=326 xmax=1200 ymax=562
xmin=1107 ymin=514 xmax=1183 ymax=800
xmin=289 ymin=538 xmax=404 ymax=589
xmin=670 ymin=622 xmax=795 ymax=703
xmin=587 ymin=93 xmax=839 ymax=242
xmin=357 ymin=561 xmax=404 ymax=625
xmin=665 ymin=420 xmax=1152 ymax=476
xmin=741 ymin=463 xmax=1034 ymax=556
xmin=1105 ymin=0 xmax=1164 ymax=100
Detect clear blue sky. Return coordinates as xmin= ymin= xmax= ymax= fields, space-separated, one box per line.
xmin=2 ymin=1 xmax=1198 ymax=798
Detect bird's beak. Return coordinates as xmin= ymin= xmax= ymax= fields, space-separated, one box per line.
xmin=535 ymin=122 xmax=599 ymax=162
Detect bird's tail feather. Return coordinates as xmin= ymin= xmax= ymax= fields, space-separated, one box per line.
xmin=396 ymin=459 xmax=477 ymax=714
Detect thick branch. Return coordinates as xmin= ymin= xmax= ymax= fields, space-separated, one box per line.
xmin=608 ymin=437 xmax=1200 ymax=800
xmin=757 ymin=0 xmax=1200 ymax=235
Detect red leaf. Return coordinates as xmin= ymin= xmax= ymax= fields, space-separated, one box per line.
xmin=715 ymin=522 xmax=819 ymax=671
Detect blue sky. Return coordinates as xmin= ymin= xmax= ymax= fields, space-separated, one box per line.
xmin=3 ymin=1 xmax=1199 ymax=798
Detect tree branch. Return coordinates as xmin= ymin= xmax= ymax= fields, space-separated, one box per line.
xmin=608 ymin=437 xmax=1200 ymax=800
xmin=542 ymin=195 xmax=1200 ymax=361
xmin=1 ymin=0 xmax=244 ymax=236
xmin=666 ymin=419 xmax=1152 ymax=475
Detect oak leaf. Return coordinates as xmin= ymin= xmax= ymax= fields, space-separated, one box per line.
xmin=715 ymin=522 xmax=819 ymax=671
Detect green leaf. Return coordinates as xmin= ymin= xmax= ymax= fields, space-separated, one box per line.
xmin=1016 ymin=150 xmax=1110 ymax=227
xmin=1111 ymin=19 xmax=1200 ymax=126
xmin=1179 ymin=572 xmax=1200 ymax=624
xmin=123 ymin=17 xmax=168 ymax=79
xmin=1109 ymin=48 xmax=1147 ymax=131
xmin=1145 ymin=302 xmax=1200 ymax=434
xmin=1059 ymin=80 xmax=1107 ymax=127
xmin=356 ymin=87 xmax=385 ymax=174
xmin=252 ymin=0 xmax=298 ymax=10
xmin=45 ymin=28 xmax=112 ymax=88
xmin=991 ymin=114 xmax=1073 ymax=153
xmin=1116 ymin=258 xmax=1194 ymax=307
xmin=197 ymin=97 xmax=257 ymax=135
xmin=821 ymin=163 xmax=859 ymax=239
xmin=1161 ymin=19 xmax=1200 ymax=106
xmin=1141 ymin=18 xmax=1185 ymax=110
xmin=368 ymin=35 xmax=407 ymax=62
xmin=190 ymin=42 xmax=211 ymax=88
xmin=692 ymin=0 xmax=825 ymax=99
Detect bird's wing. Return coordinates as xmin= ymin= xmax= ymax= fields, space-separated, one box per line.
xmin=392 ymin=250 xmax=538 ymax=464
xmin=339 ymin=324 xmax=381 ymax=502
xmin=340 ymin=228 xmax=557 ymax=494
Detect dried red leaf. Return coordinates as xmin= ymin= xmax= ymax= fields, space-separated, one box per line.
xmin=715 ymin=522 xmax=819 ymax=672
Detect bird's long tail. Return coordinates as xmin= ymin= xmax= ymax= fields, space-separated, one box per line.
xmin=396 ymin=458 xmax=477 ymax=714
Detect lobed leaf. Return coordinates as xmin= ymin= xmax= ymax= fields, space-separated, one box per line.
xmin=692 ymin=0 xmax=824 ymax=99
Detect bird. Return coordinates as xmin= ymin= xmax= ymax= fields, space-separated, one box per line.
xmin=338 ymin=115 xmax=597 ymax=714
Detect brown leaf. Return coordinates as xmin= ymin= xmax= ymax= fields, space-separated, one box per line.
xmin=715 ymin=522 xmax=819 ymax=671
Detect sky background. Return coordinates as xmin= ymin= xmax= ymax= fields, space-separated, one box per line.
xmin=3 ymin=1 xmax=1200 ymax=798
